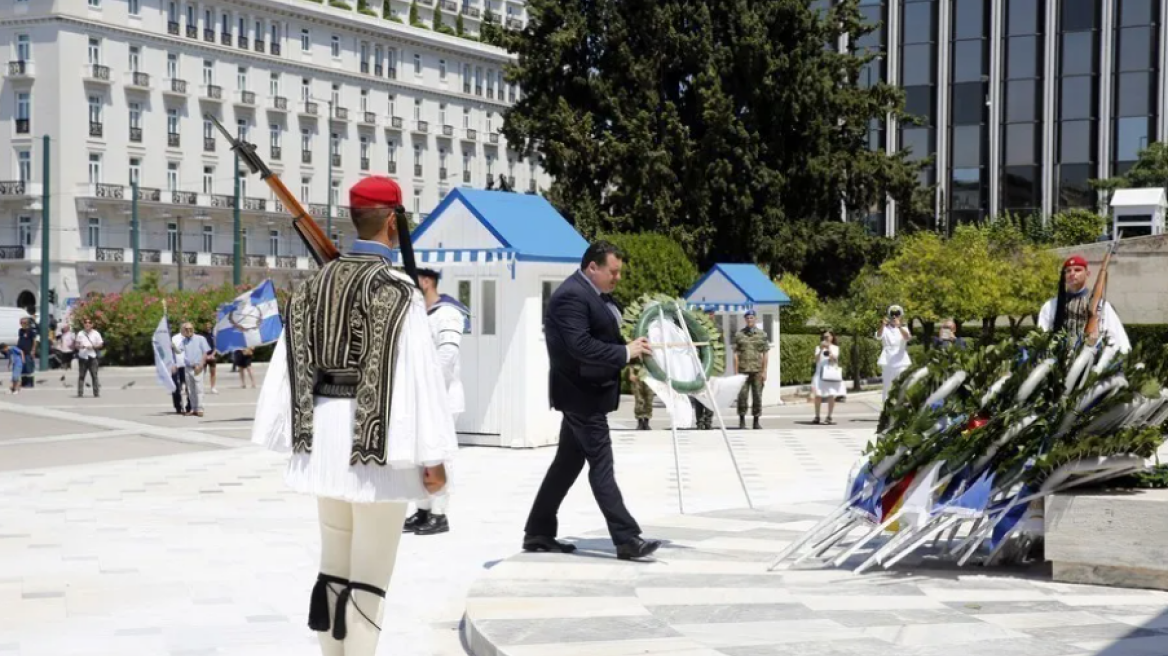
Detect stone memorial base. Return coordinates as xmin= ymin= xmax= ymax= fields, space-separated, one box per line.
xmin=1046 ymin=487 xmax=1168 ymax=591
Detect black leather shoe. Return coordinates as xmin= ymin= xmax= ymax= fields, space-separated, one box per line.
xmin=402 ymin=510 xmax=430 ymax=533
xmin=522 ymin=534 xmax=577 ymax=553
xmin=414 ymin=514 xmax=449 ymax=535
xmin=738 ymin=416 xmax=746 ymax=430
xmin=753 ymin=417 xmax=762 ymax=430
xmin=616 ymin=536 xmax=661 ymax=561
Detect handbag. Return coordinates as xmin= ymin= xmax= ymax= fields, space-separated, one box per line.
xmin=820 ymin=352 xmax=844 ymax=383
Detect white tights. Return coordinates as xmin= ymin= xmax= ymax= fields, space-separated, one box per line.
xmin=315 ymin=498 xmax=408 ymax=656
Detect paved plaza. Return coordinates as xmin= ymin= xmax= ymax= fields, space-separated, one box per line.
xmin=1 ymin=364 xmax=1166 ymax=656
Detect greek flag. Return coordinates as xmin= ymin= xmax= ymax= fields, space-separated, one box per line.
xmin=214 ymin=279 xmax=283 ymax=354
xmin=152 ymin=314 xmax=177 ymax=394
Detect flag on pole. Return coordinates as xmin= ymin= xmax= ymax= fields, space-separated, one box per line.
xmin=152 ymin=313 xmax=177 ymax=393
xmin=214 ymin=279 xmax=283 ymax=354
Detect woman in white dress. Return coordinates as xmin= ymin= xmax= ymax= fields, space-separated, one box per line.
xmin=877 ymin=305 xmax=912 ymax=401
xmin=812 ymin=331 xmax=846 ymax=425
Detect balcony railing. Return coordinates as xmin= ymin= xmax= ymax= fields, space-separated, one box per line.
xmin=442 ymin=125 xmax=454 ymax=136
xmin=463 ymin=170 xmax=471 ymax=183
xmin=276 ymin=255 xmax=297 ymax=269
xmin=333 ymin=107 xmax=349 ymax=121
xmin=168 ymin=21 xmax=181 ymax=35
xmin=180 ymin=251 xmax=198 ymax=265
xmin=463 ymin=5 xmax=481 ymax=17
xmin=8 ymin=60 xmax=28 ymax=76
xmin=475 ymin=85 xmax=483 ymax=95
xmin=332 ymin=154 xmax=341 ymax=167
xmin=375 ymin=65 xmax=384 ymax=76
xmin=204 ymin=84 xmax=223 ymax=99
xmin=507 ymin=17 xmax=523 ymax=28
xmin=486 ymin=173 xmax=495 ymax=187
xmin=360 ymin=157 xmax=370 ymax=170
xmin=528 ymin=181 xmax=537 ymax=192
xmin=387 ymin=161 xmax=397 ymax=174
xmin=255 ymin=39 xmax=266 ymax=53
xmin=239 ymin=36 xmax=249 ymax=50
xmin=273 ymin=199 xmax=285 ymax=213
xmin=210 ymin=194 xmax=235 ymax=208
xmin=271 ymin=43 xmax=281 ymax=56
xmin=88 ymin=64 xmax=111 ymax=81
xmin=136 ymin=187 xmax=161 ymax=202
xmin=363 ymin=111 xmax=377 ymax=124
xmin=89 ymin=122 xmax=104 ymax=138
xmin=387 ymin=67 xmax=397 ymax=79
xmin=240 ymin=90 xmax=256 ymax=105
xmin=169 ymin=78 xmax=188 ymax=94
xmin=487 ymin=89 xmax=494 ymax=99
xmin=245 ymin=254 xmax=267 ymax=267
xmin=95 ymin=183 xmax=124 ymax=199
xmin=442 ymin=0 xmax=457 ymax=10
xmin=203 ymin=138 xmax=215 ymax=152
xmin=220 ymin=32 xmax=233 ymax=46
xmin=390 ymin=116 xmax=403 ymax=129
xmin=303 ymin=102 xmax=318 ymax=115
xmin=168 ymin=133 xmax=180 ymax=147
xmin=186 ymin=24 xmax=198 ymax=39
xmin=465 ymin=128 xmax=477 ymax=141
xmin=243 ymin=197 xmax=266 ymax=211
xmin=415 ymin=120 xmax=429 ymax=132
xmin=131 ymin=72 xmax=150 ymax=87
xmin=309 ymin=204 xmax=329 ymax=217
xmin=15 ymin=119 xmax=29 ymax=134
xmin=489 ymin=132 xmax=499 ymax=144
xmin=211 ymin=253 xmax=233 ymax=267
xmin=414 ymin=164 xmax=423 ymax=177
xmin=361 ymin=62 xmax=370 ymax=74
xmin=271 ymin=146 xmax=282 ymax=160
xmin=0 ymin=181 xmax=28 ymax=195
xmin=273 ymin=96 xmax=288 ymax=110
xmin=439 ymin=168 xmax=448 ymax=180
xmin=204 ymin=29 xmax=215 ymax=42
xmin=130 ymin=127 xmax=142 ymax=142
xmin=464 ymin=83 xmax=472 ymax=94
xmin=171 ymin=190 xmax=198 ymax=204
xmin=140 ymin=249 xmax=161 ymax=263
xmin=96 ymin=247 xmax=125 ymax=262
xmin=0 ymin=246 xmax=24 ymax=260
xmin=302 ymin=151 xmax=312 ymax=164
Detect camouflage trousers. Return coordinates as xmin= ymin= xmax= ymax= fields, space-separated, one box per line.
xmin=634 ymin=379 xmax=654 ymax=419
xmin=736 ymin=372 xmax=764 ymax=417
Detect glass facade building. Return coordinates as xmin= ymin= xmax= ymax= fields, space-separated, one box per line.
xmin=845 ymin=0 xmax=1165 ymax=235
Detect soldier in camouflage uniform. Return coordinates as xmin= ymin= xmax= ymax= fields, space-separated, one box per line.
xmin=629 ymin=366 xmax=654 ymax=430
xmin=734 ymin=309 xmax=770 ymax=429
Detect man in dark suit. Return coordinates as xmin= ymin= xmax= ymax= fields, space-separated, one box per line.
xmin=523 ymin=241 xmax=662 ymax=561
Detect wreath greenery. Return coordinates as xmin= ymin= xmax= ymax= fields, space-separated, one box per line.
xmin=620 ymin=293 xmax=725 ymax=393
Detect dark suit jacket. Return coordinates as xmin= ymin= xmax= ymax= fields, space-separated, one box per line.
xmin=545 ymin=271 xmax=629 ymax=415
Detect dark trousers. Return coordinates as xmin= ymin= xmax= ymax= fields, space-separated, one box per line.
xmin=172 ymin=367 xmax=189 ymax=413
xmin=524 ymin=411 xmax=641 ymax=545
xmin=20 ymin=356 xmax=34 ymax=388
xmin=77 ymin=357 xmax=99 ymax=395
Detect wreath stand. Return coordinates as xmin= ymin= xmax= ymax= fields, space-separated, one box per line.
xmin=648 ymin=300 xmax=755 ymax=514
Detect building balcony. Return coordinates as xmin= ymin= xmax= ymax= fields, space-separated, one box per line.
xmin=220 ymin=32 xmax=233 ymax=47
xmin=360 ymin=157 xmax=370 ymax=171
xmin=414 ymin=164 xmax=423 ymax=177
xmin=76 ymin=183 xmax=126 ymax=200
xmin=361 ymin=111 xmax=377 ymax=125
xmin=387 ymin=161 xmax=397 ymax=174
xmin=269 ymin=95 xmax=288 ymax=112
xmin=168 ymin=20 xmax=180 ymax=35
xmin=463 ymin=5 xmax=481 ymax=17
xmin=475 ymin=85 xmax=483 ymax=95
xmin=489 ymin=132 xmax=499 ymax=144
xmin=439 ymin=167 xmax=448 ymax=180
xmin=418 ymin=0 xmax=434 ymax=5
xmin=210 ymin=194 xmax=235 ymax=209
xmin=375 ymin=64 xmax=384 ymax=76
xmin=464 ymin=83 xmax=472 ymax=94
xmin=164 ymin=78 xmax=188 ymax=96
xmin=203 ymin=138 xmax=215 ymax=152
xmin=0 ymin=245 xmax=33 ymax=261
xmin=271 ymin=43 xmax=282 ymax=56
xmin=463 ymin=170 xmax=471 ymax=183
xmin=130 ymin=127 xmax=143 ymax=143
xmin=238 ymin=36 xmax=249 ymax=50
xmin=413 ymin=120 xmax=429 ymax=134
xmin=463 ymin=128 xmax=477 ymax=142
xmin=202 ymin=84 xmax=223 ymax=101
xmin=255 ymin=39 xmax=266 ymax=53
xmin=242 ymin=197 xmax=267 ymax=212
xmin=135 ymin=186 xmax=161 ymax=202
xmin=89 ymin=122 xmax=104 ymax=138
xmin=0 ymin=181 xmax=42 ymax=199
xmin=185 ymin=24 xmax=197 ymax=39
xmin=168 ymin=133 xmax=180 ymax=147
xmin=302 ymin=151 xmax=312 ymax=164
xmin=127 ymin=71 xmax=150 ymax=89
xmin=387 ymin=116 xmax=403 ymax=130
xmin=442 ymin=0 xmax=457 ymax=10
xmin=271 ymin=146 xmax=282 ymax=160
xmin=332 ymin=107 xmax=349 ymax=122
xmin=300 ymin=101 xmax=319 ymax=117
xmin=169 ymin=190 xmax=198 ymax=205
xmin=83 ymin=64 xmax=112 ymax=84
xmin=332 ymin=154 xmax=341 ymax=167
xmin=7 ymin=60 xmax=33 ymax=78
xmin=203 ymin=28 xmax=215 ymax=43
xmin=235 ymin=90 xmax=256 ymax=106
xmin=15 ymin=119 xmax=29 ymax=135
xmin=387 ymin=67 xmax=397 ymax=79
xmin=506 ymin=17 xmax=523 ymax=28
xmin=442 ymin=125 xmax=454 ymax=137
xmin=361 ymin=62 xmax=370 ymax=74
xmin=528 ymin=180 xmax=537 ymax=192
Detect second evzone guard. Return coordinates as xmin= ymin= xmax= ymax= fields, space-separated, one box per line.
xmin=251 ymin=176 xmax=458 ymax=656
xmin=403 ymin=267 xmax=471 ymax=536
xmin=1037 ymin=254 xmax=1131 ymax=352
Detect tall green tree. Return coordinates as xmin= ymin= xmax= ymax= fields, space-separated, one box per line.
xmin=492 ymin=0 xmax=929 ymax=270
xmin=1091 ymin=141 xmax=1168 ymax=192
xmin=600 ymin=233 xmax=698 ymax=308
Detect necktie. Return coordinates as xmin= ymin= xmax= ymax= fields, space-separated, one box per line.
xmin=600 ymin=293 xmax=615 ymax=305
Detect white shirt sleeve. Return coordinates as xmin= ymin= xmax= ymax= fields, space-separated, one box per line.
xmin=433 ymin=306 xmax=463 ymax=388
xmin=251 ymin=330 xmax=292 ymax=452
xmin=1102 ymin=302 xmax=1132 ymax=353
xmin=1037 ymin=298 xmax=1056 ymax=331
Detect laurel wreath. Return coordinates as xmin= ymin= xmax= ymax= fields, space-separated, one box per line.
xmin=620 ymin=293 xmax=725 ymax=393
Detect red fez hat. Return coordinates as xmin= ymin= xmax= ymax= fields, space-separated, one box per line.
xmin=349 ymin=176 xmax=402 ymax=208
xmin=1063 ymin=255 xmax=1088 ymax=269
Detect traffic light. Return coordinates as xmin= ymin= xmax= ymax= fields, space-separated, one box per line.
xmin=47 ymin=289 xmax=57 ymax=305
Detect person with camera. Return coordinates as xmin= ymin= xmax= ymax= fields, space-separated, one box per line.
xmin=811 ymin=331 xmax=845 ymax=425
xmin=876 ymin=305 xmax=912 ymax=401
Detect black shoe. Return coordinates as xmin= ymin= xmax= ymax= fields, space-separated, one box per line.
xmin=753 ymin=417 xmax=762 ymax=430
xmin=738 ymin=416 xmax=746 ymax=430
xmin=414 ymin=514 xmax=449 ymax=535
xmin=522 ymin=534 xmax=577 ymax=553
xmin=616 ymin=536 xmax=661 ymax=561
xmin=402 ymin=509 xmax=430 ymax=533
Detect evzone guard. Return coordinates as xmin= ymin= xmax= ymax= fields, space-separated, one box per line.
xmin=251 ymin=176 xmax=458 ymax=656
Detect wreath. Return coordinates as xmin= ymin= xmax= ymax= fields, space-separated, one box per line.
xmin=620 ymin=293 xmax=725 ymax=393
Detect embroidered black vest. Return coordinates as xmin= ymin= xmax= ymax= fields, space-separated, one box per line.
xmin=285 ymin=254 xmax=414 ymax=466
xmin=1064 ymin=292 xmax=1091 ymax=343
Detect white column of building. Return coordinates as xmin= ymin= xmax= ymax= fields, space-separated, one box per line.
xmin=885 ymin=0 xmax=900 ymax=237
xmin=1098 ymin=0 xmax=1116 ymax=195
xmin=1042 ymin=0 xmax=1059 ymax=216
xmin=988 ymin=0 xmax=1005 ymax=218
xmin=936 ymin=0 xmax=952 ymax=227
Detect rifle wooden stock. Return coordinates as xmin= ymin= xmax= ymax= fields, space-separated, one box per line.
xmin=1084 ymin=245 xmax=1116 ymax=341
xmin=263 ymin=175 xmax=340 ymax=264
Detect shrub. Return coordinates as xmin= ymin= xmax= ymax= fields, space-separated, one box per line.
xmin=1051 ymin=208 xmax=1107 ymax=246
xmin=599 ymin=233 xmax=699 ymax=309
xmin=773 ymin=272 xmax=819 ymax=331
xmin=329 ymin=0 xmax=352 ymax=8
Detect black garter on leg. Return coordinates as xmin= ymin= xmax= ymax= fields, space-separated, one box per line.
xmin=308 ymin=573 xmax=350 ymax=632
xmin=331 ymin=581 xmax=387 ymax=640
